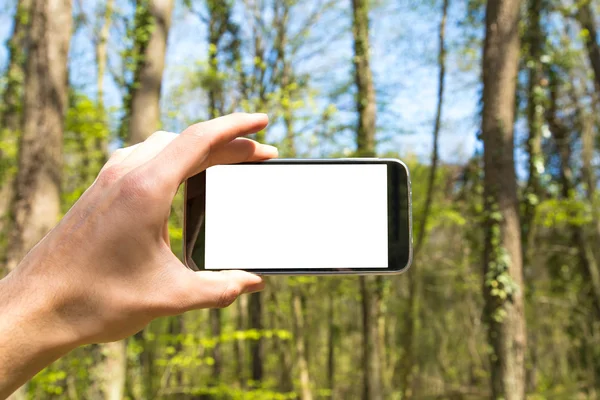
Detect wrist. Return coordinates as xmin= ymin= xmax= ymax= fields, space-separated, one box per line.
xmin=0 ymin=268 xmax=79 ymax=397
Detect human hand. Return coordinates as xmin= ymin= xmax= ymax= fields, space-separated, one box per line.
xmin=1 ymin=113 xmax=276 ymax=350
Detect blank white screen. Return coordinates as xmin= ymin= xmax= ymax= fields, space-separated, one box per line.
xmin=204 ymin=164 xmax=388 ymax=269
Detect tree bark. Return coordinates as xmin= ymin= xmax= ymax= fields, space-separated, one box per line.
xmin=4 ymin=0 xmax=72 ymax=398
xmin=352 ymin=0 xmax=376 ymax=158
xmin=0 ymin=0 xmax=33 ymax=267
xmin=0 ymin=0 xmax=32 ymax=132
xmin=94 ymin=0 xmax=114 ymax=167
xmin=235 ymin=293 xmax=248 ymax=389
xmin=415 ymin=0 xmax=448 ymax=254
xmin=209 ymin=308 xmax=222 ymax=384
xmin=96 ymin=0 xmax=114 ymax=109
xmin=4 ymin=0 xmax=72 ymax=271
xmin=128 ymin=0 xmax=174 ymax=143
xmin=481 ymin=0 xmax=526 ymax=399
xmin=99 ymin=341 xmax=127 ymax=400
xmin=248 ymin=292 xmax=264 ymax=384
xmin=268 ymin=289 xmax=294 ymax=394
xmin=292 ymin=287 xmax=313 ymax=400
xmin=351 ymin=0 xmax=383 ymax=398
xmin=327 ymin=292 xmax=336 ymax=399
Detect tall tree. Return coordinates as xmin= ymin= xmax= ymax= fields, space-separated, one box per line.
xmin=125 ymin=0 xmax=173 ymax=144
xmin=351 ymin=0 xmax=384 ymax=397
xmin=96 ymin=0 xmax=114 ymax=111
xmin=480 ymin=0 xmax=527 ymax=398
xmin=292 ymin=286 xmax=313 ymax=400
xmin=0 ymin=0 xmax=32 ymax=132
xmin=403 ymin=1 xmax=448 ymax=396
xmin=0 ymin=0 xmax=32 ymax=264
xmin=3 ymin=0 xmax=72 ymax=397
xmin=248 ymin=292 xmax=264 ymax=384
xmin=4 ymin=0 xmax=72 ymax=272
xmin=94 ymin=0 xmax=115 ymax=166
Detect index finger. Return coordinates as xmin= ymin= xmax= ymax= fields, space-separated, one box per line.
xmin=150 ymin=113 xmax=269 ymax=186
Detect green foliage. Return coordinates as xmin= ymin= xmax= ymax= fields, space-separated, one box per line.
xmin=536 ymin=198 xmax=593 ymax=228
xmin=484 ymin=205 xmax=519 ymax=323
xmin=62 ymin=92 xmax=110 ymax=211
xmin=0 ymin=127 xmax=18 ymax=186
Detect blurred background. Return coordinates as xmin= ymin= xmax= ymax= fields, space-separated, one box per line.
xmin=1 ymin=0 xmax=600 ymax=399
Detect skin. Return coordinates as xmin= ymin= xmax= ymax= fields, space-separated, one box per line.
xmin=0 ymin=113 xmax=277 ymax=398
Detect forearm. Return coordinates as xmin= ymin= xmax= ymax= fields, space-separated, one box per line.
xmin=0 ymin=270 xmax=77 ymax=399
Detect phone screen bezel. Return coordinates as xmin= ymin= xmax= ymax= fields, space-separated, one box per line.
xmin=184 ymin=158 xmax=412 ymax=275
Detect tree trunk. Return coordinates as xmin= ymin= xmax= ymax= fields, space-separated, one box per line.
xmin=481 ymin=0 xmax=526 ymax=399
xmin=576 ymin=0 xmax=600 ymax=93
xmin=235 ymin=294 xmax=248 ymax=389
xmin=248 ymin=292 xmax=264 ymax=384
xmin=4 ymin=0 xmax=72 ymax=398
xmin=351 ymin=0 xmax=382 ymax=398
xmin=327 ymin=292 xmax=336 ymax=399
xmin=402 ymin=2 xmax=447 ymax=395
xmin=99 ymin=341 xmax=127 ymax=400
xmin=4 ymin=0 xmax=72 ymax=271
xmin=209 ymin=308 xmax=222 ymax=384
xmin=94 ymin=0 xmax=114 ymax=166
xmin=0 ymin=0 xmax=32 ymax=267
xmin=96 ymin=0 xmax=114 ymax=109
xmin=128 ymin=0 xmax=174 ymax=143
xmin=0 ymin=0 xmax=32 ymax=132
xmin=352 ymin=0 xmax=376 ymax=158
xmin=292 ymin=287 xmax=313 ymax=400
xmin=269 ymin=289 xmax=294 ymax=394
xmin=415 ymin=0 xmax=448 ymax=254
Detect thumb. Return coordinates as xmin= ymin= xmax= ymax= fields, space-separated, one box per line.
xmin=168 ymin=267 xmax=265 ymax=312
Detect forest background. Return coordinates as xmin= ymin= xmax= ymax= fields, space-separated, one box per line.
xmin=2 ymin=0 xmax=600 ymax=399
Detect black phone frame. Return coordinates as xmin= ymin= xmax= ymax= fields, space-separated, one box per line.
xmin=183 ymin=158 xmax=412 ymax=275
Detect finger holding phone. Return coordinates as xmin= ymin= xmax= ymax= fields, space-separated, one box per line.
xmin=0 ymin=113 xmax=277 ymax=398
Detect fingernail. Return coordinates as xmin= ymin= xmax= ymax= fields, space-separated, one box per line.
xmin=264 ymin=145 xmax=279 ymax=155
xmin=243 ymin=281 xmax=266 ymax=294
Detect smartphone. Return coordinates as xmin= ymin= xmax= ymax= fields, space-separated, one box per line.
xmin=184 ymin=158 xmax=412 ymax=275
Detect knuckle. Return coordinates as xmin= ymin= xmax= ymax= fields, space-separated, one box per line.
xmin=97 ymin=165 xmax=124 ymax=187
xmin=118 ymin=171 xmax=161 ymax=202
xmin=217 ymin=283 xmax=241 ymax=308
xmin=149 ymin=130 xmax=176 ymax=142
xmin=183 ymin=125 xmax=207 ymax=139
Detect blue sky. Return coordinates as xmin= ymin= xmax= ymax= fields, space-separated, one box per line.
xmin=0 ymin=0 xmax=482 ymax=165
